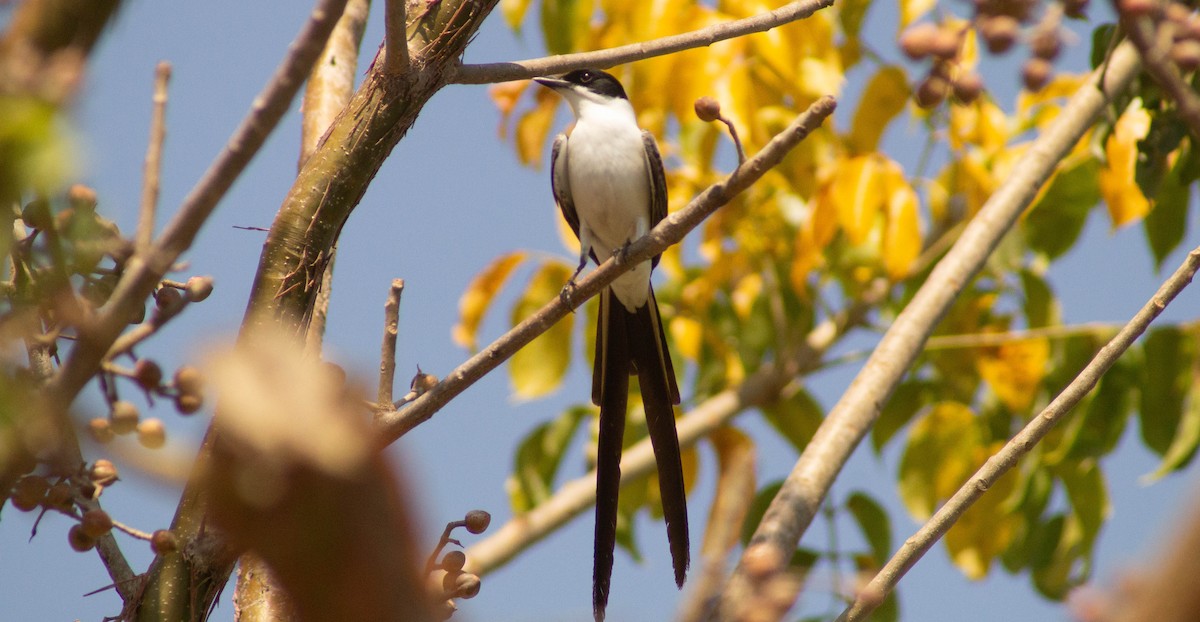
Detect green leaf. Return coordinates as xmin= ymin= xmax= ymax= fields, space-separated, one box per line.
xmin=1090 ymin=24 xmax=1118 ymax=68
xmin=614 ymin=507 xmax=642 ymax=562
xmin=760 ymin=388 xmax=824 ymax=453
xmin=1024 ymin=156 xmax=1101 ymax=260
xmin=873 ymin=380 xmax=932 ymax=453
xmin=742 ymin=480 xmax=784 ymax=546
xmin=898 ymin=402 xmax=981 ymax=520
xmin=846 ymin=490 xmax=892 ymax=566
xmin=1020 ymin=269 xmax=1058 ymax=329
xmin=1139 ymin=326 xmax=1196 ymax=456
xmin=506 ymin=406 xmax=588 ymax=512
xmin=1057 ymin=459 xmax=1109 ymax=552
xmin=540 ymin=0 xmax=588 ymax=55
xmin=500 ymin=0 xmax=533 ymax=31
xmin=838 ymin=0 xmax=871 ymax=38
xmin=509 ymin=260 xmax=574 ymax=398
xmin=1066 ymin=351 xmax=1137 ymax=460
xmin=1147 ymin=372 xmax=1200 ymax=479
xmin=1143 ymin=144 xmax=1191 ymax=270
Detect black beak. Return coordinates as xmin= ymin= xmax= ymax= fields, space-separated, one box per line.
xmin=533 ymin=76 xmax=571 ymax=90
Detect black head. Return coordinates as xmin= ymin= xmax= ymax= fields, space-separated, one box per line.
xmin=534 ymin=68 xmax=629 ymax=100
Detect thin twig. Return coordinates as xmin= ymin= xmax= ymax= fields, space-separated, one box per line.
xmin=46 ymin=0 xmax=350 ymax=409
xmin=838 ymin=242 xmax=1200 ymax=621
xmin=378 ymin=279 xmax=404 ymax=405
xmin=136 ymin=61 xmax=171 ymax=252
xmin=383 ymin=0 xmax=411 ymax=74
xmin=450 ymin=0 xmax=832 ymax=84
xmin=710 ymin=40 xmax=1143 ymax=620
xmin=373 ymin=96 xmax=837 ymax=444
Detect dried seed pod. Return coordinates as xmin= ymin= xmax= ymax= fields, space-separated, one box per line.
xmin=464 ymin=510 xmax=491 ymax=534
xmin=137 ymin=418 xmax=167 ymax=449
xmin=110 ymin=400 xmax=140 ymax=435
xmin=900 ymin=23 xmax=940 ymax=59
xmin=979 ymin=15 xmax=1020 ymax=54
xmin=175 ymin=392 xmax=203 ymax=415
xmin=442 ymin=550 xmax=467 ymax=572
xmin=89 ymin=459 xmax=119 ymax=486
xmin=173 ymin=366 xmax=203 ymax=395
xmin=453 ymin=573 xmax=481 ymax=599
xmin=68 ymin=524 xmax=96 ymax=552
xmin=80 ymin=509 xmax=114 ymax=538
xmin=1030 ymin=28 xmax=1063 ymax=60
xmin=155 ymin=286 xmax=184 ymax=314
xmin=915 ymin=75 xmax=950 ymax=108
xmin=694 ymin=97 xmax=721 ymax=122
xmin=88 ymin=418 xmax=115 ymax=444
xmin=67 ymin=184 xmax=98 ymax=211
xmin=1022 ymin=57 xmax=1053 ymax=91
xmin=151 ymin=529 xmax=178 ymax=554
xmin=928 ymin=26 xmax=962 ymax=59
xmin=184 ymin=276 xmax=214 ymax=302
xmin=953 ymin=72 xmax=985 ymax=103
xmin=134 ymin=359 xmax=164 ymax=391
xmin=11 ymin=476 xmax=49 ymax=512
xmin=45 ymin=482 xmax=74 ymax=511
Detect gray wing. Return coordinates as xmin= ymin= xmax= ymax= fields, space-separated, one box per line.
xmin=550 ymin=134 xmax=580 ymax=240
xmin=641 ymin=130 xmax=668 ymax=269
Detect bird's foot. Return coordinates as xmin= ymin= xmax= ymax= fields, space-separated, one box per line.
xmin=559 ymin=280 xmax=577 ymax=310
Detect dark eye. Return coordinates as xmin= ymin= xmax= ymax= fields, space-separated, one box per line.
xmin=579 ymin=71 xmax=594 ymax=83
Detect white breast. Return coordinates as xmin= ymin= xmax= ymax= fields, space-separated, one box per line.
xmin=566 ymin=100 xmax=652 ymax=309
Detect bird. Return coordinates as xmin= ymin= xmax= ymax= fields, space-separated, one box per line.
xmin=533 ymin=68 xmax=689 ymax=621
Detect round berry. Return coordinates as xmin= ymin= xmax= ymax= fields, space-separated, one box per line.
xmin=442 ymin=550 xmax=467 ymax=572
xmin=184 ymin=276 xmax=214 ymax=303
xmin=69 ymin=524 xmax=96 ymax=552
xmin=80 ymin=509 xmax=114 ymax=538
xmin=174 ymin=366 xmax=203 ymax=395
xmin=137 ymin=418 xmax=167 ymax=449
xmin=134 ymin=359 xmax=164 ymax=391
xmin=151 ymin=529 xmax=178 ymax=554
xmin=464 ymin=510 xmax=491 ymax=534
xmin=110 ymin=400 xmax=140 ymax=435
xmin=89 ymin=459 xmax=119 ymax=487
xmin=693 ymin=96 xmax=722 ymax=122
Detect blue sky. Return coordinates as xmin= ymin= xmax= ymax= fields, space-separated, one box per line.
xmin=2 ymin=1 xmax=1199 ymax=621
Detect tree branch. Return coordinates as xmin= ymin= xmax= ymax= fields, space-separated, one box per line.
xmin=708 ymin=40 xmax=1143 ymax=620
xmin=373 ymin=95 xmax=837 ymax=444
xmin=839 ymin=243 xmax=1200 ymax=621
xmin=383 ymin=0 xmax=411 ymax=74
xmin=449 ymin=0 xmax=832 ymax=84
xmin=136 ymin=61 xmax=170 ymax=252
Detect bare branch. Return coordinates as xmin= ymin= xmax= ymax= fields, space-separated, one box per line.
xmin=373 ymin=96 xmax=837 ymax=443
xmin=839 ymin=245 xmax=1200 ymax=621
xmin=449 ymin=0 xmax=832 ymax=84
xmin=379 ymin=279 xmax=404 ymax=405
xmin=710 ymin=40 xmax=1144 ymax=619
xmin=383 ymin=0 xmax=411 ymax=74
xmin=136 ymin=61 xmax=171 ymax=251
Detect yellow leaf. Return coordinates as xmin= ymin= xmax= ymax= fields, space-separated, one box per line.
xmin=899 ymin=0 xmax=936 ymax=28
xmin=831 ymin=155 xmax=885 ymax=244
xmin=976 ymin=337 xmax=1049 ymax=412
xmin=500 ymin=0 xmax=534 ymax=30
xmin=882 ymin=167 xmax=921 ymax=280
xmin=848 ymin=66 xmax=910 ymax=154
xmin=510 ymin=261 xmax=575 ymax=399
xmin=670 ymin=316 xmax=702 ymax=360
xmin=1099 ymin=99 xmax=1152 ymax=228
xmin=515 ymin=89 xmax=561 ymax=167
xmin=898 ymin=402 xmax=981 ymax=520
xmin=945 ymin=442 xmax=1020 ymax=579
xmin=949 ymin=97 xmax=1009 ymax=154
xmin=453 ymin=251 xmax=527 ymax=351
xmin=731 ymin=273 xmax=762 ymax=319
xmin=489 ymin=81 xmax=529 ymax=139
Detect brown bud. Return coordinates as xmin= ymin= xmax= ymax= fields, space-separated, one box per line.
xmin=899 ymin=23 xmax=939 ymax=59
xmin=80 ymin=509 xmax=114 ymax=538
xmin=137 ymin=418 xmax=167 ymax=449
xmin=929 ymin=27 xmax=962 ymax=59
xmin=89 ymin=459 xmax=119 ymax=487
xmin=174 ymin=366 xmax=203 ymax=395
xmin=1063 ymin=0 xmax=1090 ymax=19
xmin=979 ymin=15 xmax=1020 ymax=54
xmin=151 ymin=529 xmax=178 ymax=554
xmin=88 ymin=418 xmax=115 ymax=444
xmin=464 ymin=510 xmax=491 ymax=534
xmin=1119 ymin=0 xmax=1158 ymax=18
xmin=45 ymin=482 xmax=74 ymax=511
xmin=743 ymin=543 xmax=784 ymax=579
xmin=110 ymin=400 xmax=140 ymax=435
xmin=20 ymin=199 xmax=52 ymax=231
xmin=67 ymin=184 xmax=98 ymax=211
xmin=154 ymin=286 xmax=184 ymax=314
xmin=914 ymin=76 xmax=950 ymax=108
xmin=175 ymin=392 xmax=203 ymax=415
xmin=1022 ymin=57 xmax=1053 ymax=91
xmin=1030 ymin=28 xmax=1062 ymax=60
xmin=184 ymin=276 xmax=214 ymax=302
xmin=442 ymin=550 xmax=467 ymax=572
xmin=134 ymin=359 xmax=164 ymax=391
xmin=953 ymin=72 xmax=985 ymax=103
xmin=452 ymin=572 xmax=481 ymax=599
xmin=11 ymin=476 xmax=49 ymax=512
xmin=694 ymin=96 xmax=721 ymax=122
xmin=69 ymin=524 xmax=96 ymax=552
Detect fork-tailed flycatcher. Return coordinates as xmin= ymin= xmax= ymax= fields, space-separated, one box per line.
xmin=533 ymin=68 xmax=689 ymax=622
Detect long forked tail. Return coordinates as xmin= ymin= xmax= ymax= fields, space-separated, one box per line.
xmin=592 ymin=288 xmax=688 ymax=622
